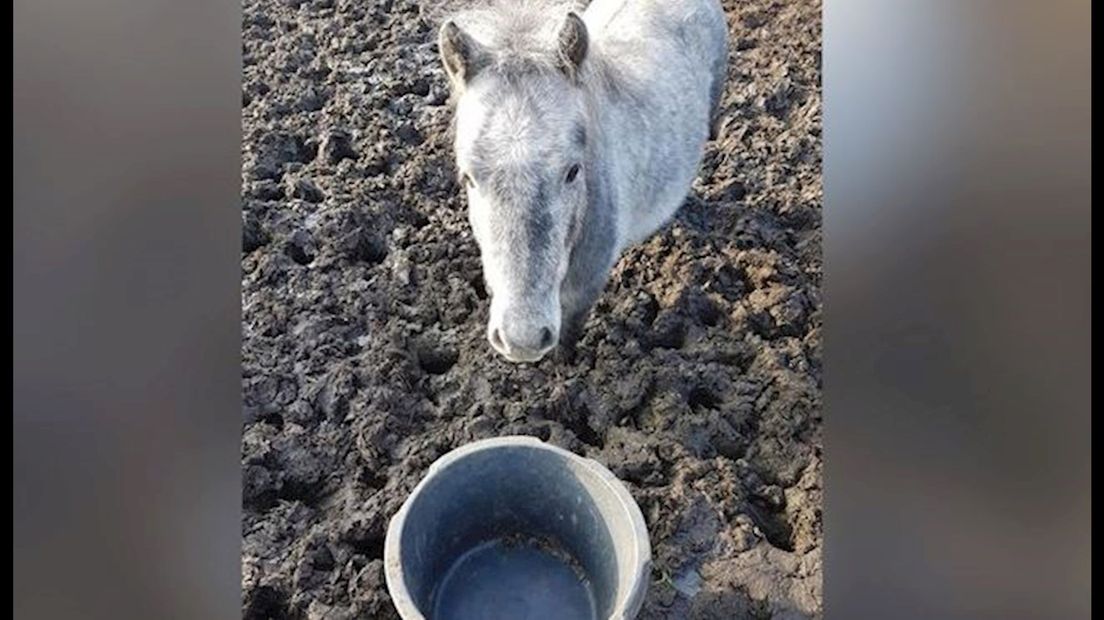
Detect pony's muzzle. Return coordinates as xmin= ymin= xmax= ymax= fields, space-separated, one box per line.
xmin=488 ymin=312 xmax=558 ymax=363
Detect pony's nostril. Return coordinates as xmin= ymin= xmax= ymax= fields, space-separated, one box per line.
xmin=490 ymin=328 xmax=505 ymax=350
xmin=539 ymin=327 xmax=554 ymax=349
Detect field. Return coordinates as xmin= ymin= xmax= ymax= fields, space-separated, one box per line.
xmin=241 ymin=0 xmax=822 ymax=617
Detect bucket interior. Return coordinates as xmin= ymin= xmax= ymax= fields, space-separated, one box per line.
xmin=432 ymin=536 xmax=596 ymax=620
xmin=396 ymin=445 xmax=630 ymax=619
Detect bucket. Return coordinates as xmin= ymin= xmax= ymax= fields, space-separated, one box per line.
xmin=383 ymin=436 xmax=651 ymax=620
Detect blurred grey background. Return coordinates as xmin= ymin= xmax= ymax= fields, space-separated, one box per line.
xmin=13 ymin=0 xmax=1090 ymax=619
xmin=825 ymin=1 xmax=1090 ymax=618
xmin=14 ymin=0 xmax=242 ymax=618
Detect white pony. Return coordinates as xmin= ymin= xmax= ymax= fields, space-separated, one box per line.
xmin=438 ymin=0 xmax=728 ymax=362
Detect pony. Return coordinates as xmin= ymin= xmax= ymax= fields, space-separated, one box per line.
xmin=437 ymin=0 xmax=728 ymax=362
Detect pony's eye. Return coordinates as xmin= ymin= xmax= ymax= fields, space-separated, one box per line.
xmin=461 ymin=174 xmax=474 ymax=189
xmin=565 ymin=164 xmax=581 ymax=184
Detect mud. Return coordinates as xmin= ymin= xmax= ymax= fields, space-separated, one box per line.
xmin=241 ymin=0 xmax=822 ymax=617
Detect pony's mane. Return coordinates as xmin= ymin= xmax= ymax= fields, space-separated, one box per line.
xmin=424 ymin=0 xmax=592 ymax=77
xmin=424 ymin=0 xmax=643 ymax=123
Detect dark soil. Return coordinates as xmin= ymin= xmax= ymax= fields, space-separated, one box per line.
xmin=241 ymin=0 xmax=822 ymax=618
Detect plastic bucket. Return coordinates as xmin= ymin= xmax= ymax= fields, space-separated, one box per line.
xmin=383 ymin=436 xmax=651 ymax=620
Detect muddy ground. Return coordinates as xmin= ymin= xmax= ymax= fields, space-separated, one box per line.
xmin=241 ymin=0 xmax=821 ymax=617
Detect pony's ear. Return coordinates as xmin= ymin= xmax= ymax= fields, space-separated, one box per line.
xmin=439 ymin=20 xmax=486 ymax=90
xmin=557 ymin=12 xmax=588 ymax=81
